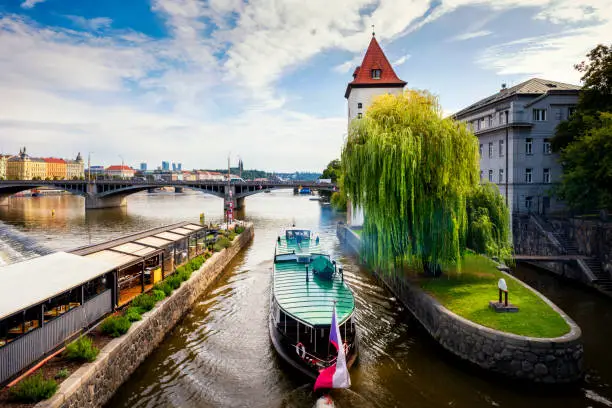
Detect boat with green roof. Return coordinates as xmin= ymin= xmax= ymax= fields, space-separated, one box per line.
xmin=269 ymin=228 xmax=358 ymax=379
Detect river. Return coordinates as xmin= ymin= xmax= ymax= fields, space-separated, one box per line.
xmin=1 ymin=191 xmax=611 ymax=408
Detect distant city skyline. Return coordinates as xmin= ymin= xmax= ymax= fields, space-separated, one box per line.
xmin=0 ymin=0 xmax=608 ymax=171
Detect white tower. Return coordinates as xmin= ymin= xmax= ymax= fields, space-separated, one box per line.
xmin=344 ymin=33 xmax=406 ymax=226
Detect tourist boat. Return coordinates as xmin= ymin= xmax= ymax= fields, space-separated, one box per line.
xmin=269 ymin=228 xmax=358 ymax=379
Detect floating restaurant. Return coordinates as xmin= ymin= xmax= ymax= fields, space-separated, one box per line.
xmin=0 ymin=221 xmax=210 ymax=384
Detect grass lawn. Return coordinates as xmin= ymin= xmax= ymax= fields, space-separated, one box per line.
xmin=418 ymin=254 xmax=570 ymax=338
xmin=350 ymin=228 xmax=362 ymax=236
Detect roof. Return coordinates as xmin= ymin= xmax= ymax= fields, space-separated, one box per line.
xmin=106 ymin=165 xmax=133 ymax=171
xmin=85 ymin=250 xmax=139 ymax=269
xmin=273 ymin=260 xmax=355 ymax=327
xmin=0 ymin=252 xmax=115 ymax=320
xmin=154 ymin=232 xmax=186 ymax=242
xmin=43 ymin=158 xmax=66 ymax=164
xmin=345 ymin=35 xmax=406 ymax=98
xmin=453 ymin=78 xmax=581 ymax=118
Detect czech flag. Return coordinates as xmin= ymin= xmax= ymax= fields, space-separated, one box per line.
xmin=314 ymin=304 xmax=351 ymax=391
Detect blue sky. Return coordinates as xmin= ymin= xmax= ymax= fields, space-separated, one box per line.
xmin=0 ymin=0 xmax=609 ymax=171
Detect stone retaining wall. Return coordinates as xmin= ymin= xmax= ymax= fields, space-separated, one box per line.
xmin=37 ymin=224 xmax=254 ymax=408
xmin=337 ymin=224 xmax=584 ymax=383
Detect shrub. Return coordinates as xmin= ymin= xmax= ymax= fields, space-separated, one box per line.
xmin=10 ymin=374 xmax=57 ymax=402
xmin=177 ymin=269 xmax=191 ymax=282
xmin=216 ymin=237 xmax=231 ymax=249
xmin=235 ymin=226 xmax=245 ymax=234
xmin=166 ymin=275 xmax=182 ymax=290
xmin=154 ymin=282 xmax=173 ymax=296
xmin=131 ymin=293 xmax=156 ymax=311
xmin=152 ymin=289 xmax=166 ymax=301
xmin=64 ymin=336 xmax=99 ymax=362
xmin=100 ymin=315 xmax=131 ymax=337
xmin=228 ymin=232 xmax=237 ymax=241
xmin=55 ymin=368 xmax=69 ymax=380
xmin=125 ymin=307 xmax=143 ymax=322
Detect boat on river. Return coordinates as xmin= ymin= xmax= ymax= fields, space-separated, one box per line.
xmin=269 ymin=229 xmax=358 ymax=379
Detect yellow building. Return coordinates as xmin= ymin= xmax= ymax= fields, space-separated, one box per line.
xmin=66 ymin=153 xmax=84 ymax=179
xmin=6 ymin=147 xmax=47 ymax=180
xmin=44 ymin=158 xmax=67 ymax=180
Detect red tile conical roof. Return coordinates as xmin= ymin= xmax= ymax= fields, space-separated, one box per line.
xmin=345 ymin=35 xmax=406 ymax=98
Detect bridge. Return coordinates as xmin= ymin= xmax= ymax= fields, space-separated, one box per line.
xmin=0 ymin=180 xmax=337 ymax=210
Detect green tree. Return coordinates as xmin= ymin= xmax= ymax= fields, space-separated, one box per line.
xmin=552 ymin=44 xmax=612 ymax=152
xmin=342 ymin=90 xmax=479 ymax=276
xmin=321 ymin=159 xmax=341 ymax=182
xmin=557 ymin=112 xmax=612 ymax=211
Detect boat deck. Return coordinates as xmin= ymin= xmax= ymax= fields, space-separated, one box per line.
xmin=273 ymin=261 xmax=354 ymax=326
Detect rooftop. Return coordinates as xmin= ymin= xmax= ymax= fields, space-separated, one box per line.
xmin=453 ymin=78 xmax=581 ymax=118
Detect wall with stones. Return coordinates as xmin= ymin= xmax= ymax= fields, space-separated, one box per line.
xmin=337 ymin=224 xmax=583 ymax=383
xmin=37 ymin=224 xmax=254 ymax=408
xmin=512 ymin=216 xmax=588 ymax=283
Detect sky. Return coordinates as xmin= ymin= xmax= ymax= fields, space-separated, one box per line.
xmin=0 ymin=0 xmax=610 ymax=172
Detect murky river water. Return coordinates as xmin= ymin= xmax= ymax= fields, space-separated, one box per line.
xmin=1 ymin=191 xmax=611 ymax=408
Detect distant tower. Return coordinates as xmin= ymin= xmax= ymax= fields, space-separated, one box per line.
xmin=344 ymin=33 xmax=406 ymax=226
xmin=140 ymin=162 xmax=147 ymax=171
xmin=177 ymin=163 xmax=182 ymax=171
xmin=238 ymin=159 xmax=243 ymax=178
xmin=172 ymin=162 xmax=177 ymax=172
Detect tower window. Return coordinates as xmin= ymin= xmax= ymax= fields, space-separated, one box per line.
xmin=357 ymin=103 xmax=363 ymax=109
xmin=357 ymin=113 xmax=363 ymax=119
xmin=371 ymin=69 xmax=381 ymax=79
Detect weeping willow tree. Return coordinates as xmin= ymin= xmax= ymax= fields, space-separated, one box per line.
xmin=342 ymin=90 xmax=479 ymax=276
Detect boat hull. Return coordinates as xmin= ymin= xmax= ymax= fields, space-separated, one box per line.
xmin=268 ymin=314 xmax=359 ymax=381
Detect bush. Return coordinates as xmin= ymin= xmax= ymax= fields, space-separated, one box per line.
xmin=151 ymin=289 xmax=166 ymax=301
xmin=177 ymin=269 xmax=191 ymax=282
xmin=215 ymin=237 xmax=231 ymax=251
xmin=235 ymin=226 xmax=245 ymax=234
xmin=125 ymin=307 xmax=143 ymax=322
xmin=154 ymin=282 xmax=173 ymax=296
xmin=166 ymin=275 xmax=182 ymax=290
xmin=131 ymin=293 xmax=156 ymax=311
xmin=64 ymin=336 xmax=99 ymax=362
xmin=228 ymin=232 xmax=237 ymax=241
xmin=100 ymin=315 xmax=131 ymax=337
xmin=10 ymin=374 xmax=58 ymax=402
xmin=55 ymin=368 xmax=69 ymax=380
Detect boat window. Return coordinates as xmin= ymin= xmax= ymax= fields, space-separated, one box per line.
xmin=286 ymin=230 xmax=311 ymax=240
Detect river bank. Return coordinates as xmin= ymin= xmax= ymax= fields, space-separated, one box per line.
xmin=34 ymin=224 xmax=254 ymax=408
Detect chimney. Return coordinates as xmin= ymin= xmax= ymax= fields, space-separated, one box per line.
xmin=500 ymin=83 xmax=507 ymax=92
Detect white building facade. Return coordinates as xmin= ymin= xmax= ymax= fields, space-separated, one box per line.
xmin=453 ymin=79 xmax=580 ymax=215
xmin=344 ymin=34 xmax=406 ymax=226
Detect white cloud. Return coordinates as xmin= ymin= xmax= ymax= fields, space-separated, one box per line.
xmin=20 ymin=0 xmax=45 ymax=9
xmin=65 ymin=15 xmax=112 ymax=31
xmin=392 ymin=54 xmax=411 ymax=66
xmin=334 ymin=55 xmax=363 ymax=74
xmin=451 ymin=30 xmax=492 ymax=41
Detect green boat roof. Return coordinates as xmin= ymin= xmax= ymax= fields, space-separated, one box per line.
xmin=273 ymin=259 xmax=355 ymax=327
xmin=275 ymin=236 xmax=322 ymax=256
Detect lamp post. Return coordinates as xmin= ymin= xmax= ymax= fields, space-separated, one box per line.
xmin=88 ymin=152 xmax=94 ymax=182
xmin=119 ymin=155 xmax=124 ymax=180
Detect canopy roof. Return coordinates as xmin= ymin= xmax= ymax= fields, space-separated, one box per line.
xmin=154 ymin=232 xmax=185 ymax=242
xmin=273 ymin=261 xmax=354 ymax=327
xmin=0 ymin=252 xmax=115 ymax=320
xmin=135 ymin=236 xmax=172 ymax=248
xmin=85 ymin=250 xmax=139 ymax=269
xmin=170 ymin=227 xmax=193 ymax=235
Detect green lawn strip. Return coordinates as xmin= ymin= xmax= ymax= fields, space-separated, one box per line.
xmin=350 ymin=228 xmax=362 ymax=236
xmin=419 ymin=254 xmax=570 ymax=338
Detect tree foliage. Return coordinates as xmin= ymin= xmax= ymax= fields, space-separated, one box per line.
xmin=342 ymin=90 xmax=480 ymax=276
xmin=466 ymin=183 xmax=512 ymax=260
xmin=321 ymin=159 xmax=341 ymax=182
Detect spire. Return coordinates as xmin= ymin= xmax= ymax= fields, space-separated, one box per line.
xmin=344 ymin=35 xmax=407 ymax=98
xmin=372 ymin=24 xmax=375 ymax=37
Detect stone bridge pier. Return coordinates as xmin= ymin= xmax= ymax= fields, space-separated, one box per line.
xmin=0 ymin=194 xmax=10 ymax=206
xmin=85 ymin=183 xmax=128 ymax=210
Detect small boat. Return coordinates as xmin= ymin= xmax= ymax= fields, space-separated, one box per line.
xmin=309 ymin=196 xmax=322 ymax=201
xmin=299 ymin=187 xmax=311 ymax=194
xmin=269 ymin=229 xmax=358 ymax=379
xmin=264 ymin=189 xmax=271 ymax=193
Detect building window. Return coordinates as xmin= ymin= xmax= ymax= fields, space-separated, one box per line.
xmin=357 ymin=103 xmax=363 ymax=109
xmin=357 ymin=113 xmax=363 ymax=119
xmin=499 ymin=140 xmax=504 ymax=157
xmin=499 ymin=112 xmax=505 ymax=125
xmin=568 ymin=106 xmax=576 ymax=118
xmin=543 ymin=168 xmax=551 ymax=183
xmin=487 ymin=115 xmax=492 ymax=127
xmin=479 ymin=118 xmax=485 ymax=130
xmin=488 ymin=142 xmax=493 ymax=158
xmin=543 ymin=138 xmax=551 ymax=155
xmin=488 ymin=169 xmax=493 ymax=182
xmin=533 ymin=109 xmax=547 ymax=121
xmin=479 ymin=144 xmax=483 ymax=156
xmin=525 ymin=196 xmax=533 ymax=211
xmin=480 ymin=170 xmax=483 ymax=181
xmin=499 ymin=169 xmax=504 ymax=183
xmin=525 ymin=138 xmax=533 ymax=155
xmin=525 ymin=168 xmax=532 ymax=183
xmin=371 ymin=69 xmax=381 ymax=79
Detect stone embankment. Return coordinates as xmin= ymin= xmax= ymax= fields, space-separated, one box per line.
xmin=37 ymin=224 xmax=254 ymax=408
xmin=337 ymin=223 xmax=583 ymax=383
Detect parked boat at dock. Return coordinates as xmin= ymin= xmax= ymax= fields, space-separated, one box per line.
xmin=269 ymin=229 xmax=358 ymax=379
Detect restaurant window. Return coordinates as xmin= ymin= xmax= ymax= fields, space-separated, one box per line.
xmin=525 ymin=168 xmax=533 ymax=183
xmin=543 ymin=138 xmax=552 ymax=155
xmin=0 ymin=313 xmax=29 ymax=347
xmin=525 ymin=138 xmax=533 ymax=155
xmin=543 ymin=168 xmax=551 ymax=183
xmin=533 ymin=109 xmax=547 ymax=121
xmin=488 ymin=169 xmax=493 ymax=182
xmin=499 ymin=139 xmax=504 ymax=157
xmin=83 ymin=274 xmax=110 ymax=302
xmin=44 ymin=289 xmax=81 ymax=324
